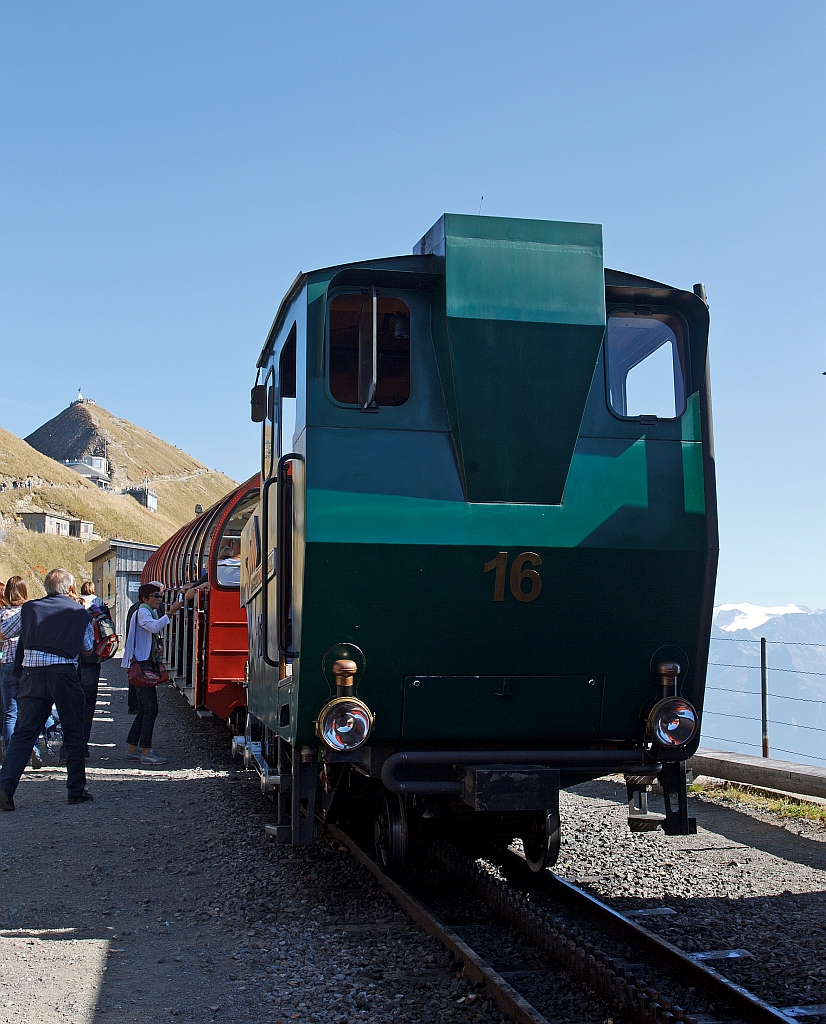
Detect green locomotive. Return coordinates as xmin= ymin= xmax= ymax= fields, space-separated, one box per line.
xmin=236 ymin=213 xmax=717 ymax=872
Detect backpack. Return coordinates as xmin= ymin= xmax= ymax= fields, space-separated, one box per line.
xmin=83 ymin=602 xmax=120 ymax=662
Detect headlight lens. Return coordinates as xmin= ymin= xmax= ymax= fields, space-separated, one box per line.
xmin=316 ymin=697 xmax=373 ymax=751
xmin=647 ymin=698 xmax=698 ymax=748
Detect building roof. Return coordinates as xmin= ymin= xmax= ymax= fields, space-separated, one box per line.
xmin=21 ymin=511 xmax=70 ymax=522
xmin=87 ymin=538 xmax=159 ymax=562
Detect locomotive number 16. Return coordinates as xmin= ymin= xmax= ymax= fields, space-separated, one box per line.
xmin=483 ymin=551 xmax=543 ymax=603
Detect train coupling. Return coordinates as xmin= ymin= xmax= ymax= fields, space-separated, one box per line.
xmin=232 ymin=735 xmax=292 ymax=796
xmin=625 ymin=764 xmax=697 ymax=835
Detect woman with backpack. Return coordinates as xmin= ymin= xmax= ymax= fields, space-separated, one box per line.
xmin=122 ymin=582 xmax=191 ymax=765
xmin=0 ymin=577 xmax=41 ymax=769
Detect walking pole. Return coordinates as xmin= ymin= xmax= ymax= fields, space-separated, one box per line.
xmin=760 ymin=636 xmax=769 ymax=758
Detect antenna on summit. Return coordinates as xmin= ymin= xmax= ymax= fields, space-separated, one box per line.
xmin=478 ymin=195 xmax=484 ymax=216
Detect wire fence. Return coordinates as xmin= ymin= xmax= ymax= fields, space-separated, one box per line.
xmin=702 ymin=634 xmax=826 ymax=764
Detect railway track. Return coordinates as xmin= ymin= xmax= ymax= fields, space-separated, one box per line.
xmin=329 ymin=824 xmax=805 ymax=1024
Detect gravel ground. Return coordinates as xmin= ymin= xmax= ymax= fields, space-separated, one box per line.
xmin=2 ymin=663 xmax=824 ymax=1023
xmin=555 ymin=779 xmax=826 ymax=1011
xmin=0 ymin=664 xmax=509 ymax=1024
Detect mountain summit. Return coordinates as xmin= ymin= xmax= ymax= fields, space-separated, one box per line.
xmin=25 ymin=398 xmax=214 ymax=490
xmin=1 ymin=401 xmax=237 ymax=592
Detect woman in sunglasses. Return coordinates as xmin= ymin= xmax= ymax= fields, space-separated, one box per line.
xmin=122 ymin=583 xmax=192 ymax=765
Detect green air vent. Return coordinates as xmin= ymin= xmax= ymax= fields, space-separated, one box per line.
xmin=415 ymin=214 xmax=606 ymax=505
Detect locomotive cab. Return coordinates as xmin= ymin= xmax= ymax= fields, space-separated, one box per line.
xmin=237 ymin=213 xmax=717 ymax=872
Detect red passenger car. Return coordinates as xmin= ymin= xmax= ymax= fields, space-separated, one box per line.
xmin=142 ymin=475 xmax=259 ymax=727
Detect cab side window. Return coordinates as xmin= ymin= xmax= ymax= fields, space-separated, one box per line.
xmin=329 ymin=292 xmax=410 ymax=408
xmin=279 ymin=324 xmax=297 ymax=457
xmin=262 ymin=367 xmax=275 ymax=478
xmin=606 ymin=311 xmax=686 ymax=419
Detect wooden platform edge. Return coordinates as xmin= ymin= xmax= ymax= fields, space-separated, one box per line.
xmin=689 ymin=747 xmax=826 ymax=801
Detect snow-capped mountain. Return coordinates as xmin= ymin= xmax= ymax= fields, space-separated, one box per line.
xmin=714 ymin=603 xmax=808 ymax=634
xmin=701 ymin=604 xmax=826 ymax=768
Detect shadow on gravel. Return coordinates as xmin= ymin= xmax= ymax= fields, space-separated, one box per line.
xmin=690 ymin=800 xmax=826 ymax=871
xmin=570 ymin=778 xmax=826 ymax=871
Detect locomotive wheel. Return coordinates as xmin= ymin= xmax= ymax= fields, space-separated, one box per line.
xmin=522 ymin=811 xmax=561 ymax=873
xmin=374 ymin=791 xmax=408 ymax=876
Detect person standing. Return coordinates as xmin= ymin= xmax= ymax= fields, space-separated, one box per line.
xmin=0 ymin=577 xmax=42 ymax=770
xmin=79 ymin=581 xmax=103 ymax=611
xmin=0 ymin=568 xmax=94 ymax=811
xmin=77 ymin=581 xmax=105 ymax=759
xmin=122 ymin=583 xmax=190 ymax=766
xmin=124 ymin=581 xmax=165 ymax=716
xmin=0 ymin=583 xmax=8 ymax=758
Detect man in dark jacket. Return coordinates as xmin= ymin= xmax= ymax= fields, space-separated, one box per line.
xmin=0 ymin=568 xmax=94 ymax=811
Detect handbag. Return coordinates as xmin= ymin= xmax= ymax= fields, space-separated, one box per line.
xmin=127 ymin=658 xmax=170 ymax=688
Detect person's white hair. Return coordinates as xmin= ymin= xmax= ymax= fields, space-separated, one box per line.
xmin=44 ymin=568 xmax=74 ymax=596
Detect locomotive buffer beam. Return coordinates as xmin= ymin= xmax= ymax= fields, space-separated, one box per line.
xmin=462 ymin=766 xmax=560 ymax=813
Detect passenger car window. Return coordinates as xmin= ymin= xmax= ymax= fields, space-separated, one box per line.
xmin=328 ymin=292 xmax=411 ymax=408
xmin=606 ymin=312 xmax=686 ymax=419
xmin=213 ymin=493 xmax=257 ymax=590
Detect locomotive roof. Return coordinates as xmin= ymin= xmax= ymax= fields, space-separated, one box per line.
xmin=256 ymin=217 xmax=678 ymax=369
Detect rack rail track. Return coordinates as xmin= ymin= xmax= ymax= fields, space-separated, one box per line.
xmin=329 ymin=825 xmax=798 ymax=1024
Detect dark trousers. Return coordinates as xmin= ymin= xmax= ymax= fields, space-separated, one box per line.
xmin=0 ymin=664 xmax=86 ymax=798
xmin=79 ymin=661 xmax=101 ymax=750
xmin=126 ymin=686 xmax=158 ymax=749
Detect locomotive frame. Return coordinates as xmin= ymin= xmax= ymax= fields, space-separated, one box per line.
xmin=154 ymin=213 xmax=717 ymax=873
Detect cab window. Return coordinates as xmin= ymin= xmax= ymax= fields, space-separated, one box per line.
xmin=328 ymin=291 xmax=410 ymax=408
xmin=262 ymin=367 xmax=275 ymax=478
xmin=279 ymin=324 xmax=297 ymax=456
xmin=606 ymin=311 xmax=686 ymax=419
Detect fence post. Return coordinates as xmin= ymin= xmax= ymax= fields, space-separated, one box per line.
xmin=760 ymin=636 xmax=769 ymax=758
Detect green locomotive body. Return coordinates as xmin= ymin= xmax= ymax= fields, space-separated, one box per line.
xmin=238 ymin=214 xmax=717 ymax=870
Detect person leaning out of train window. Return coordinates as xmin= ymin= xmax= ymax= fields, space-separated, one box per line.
xmin=186 ymin=540 xmax=242 ymax=591
xmin=216 ymin=539 xmax=241 ymax=586
xmin=122 ymin=582 xmax=193 ymax=766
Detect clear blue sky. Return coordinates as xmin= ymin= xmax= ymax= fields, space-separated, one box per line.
xmin=1 ymin=2 xmax=824 ymax=606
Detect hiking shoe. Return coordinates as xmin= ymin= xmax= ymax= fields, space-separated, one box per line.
xmin=68 ymin=789 xmax=93 ymax=805
xmin=140 ymin=751 xmax=167 ymax=765
xmin=124 ymin=750 xmax=142 ymax=761
xmin=0 ymin=788 xmax=14 ymax=812
xmin=30 ymin=746 xmax=43 ymax=770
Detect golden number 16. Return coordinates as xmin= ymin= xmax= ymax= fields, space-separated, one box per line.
xmin=483 ymin=551 xmax=543 ymax=603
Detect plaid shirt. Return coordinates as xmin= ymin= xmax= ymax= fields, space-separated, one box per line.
xmin=0 ymin=607 xmax=95 ymax=667
xmin=0 ymin=607 xmax=19 ymax=663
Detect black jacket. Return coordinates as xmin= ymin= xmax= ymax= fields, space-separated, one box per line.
xmin=13 ymin=595 xmax=91 ymax=677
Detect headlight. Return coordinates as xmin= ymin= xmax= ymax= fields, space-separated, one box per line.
xmin=316 ymin=697 xmax=373 ymax=752
xmin=646 ymin=697 xmax=698 ymax=748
